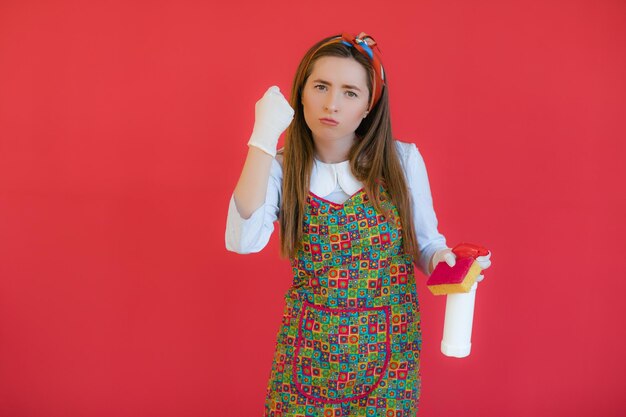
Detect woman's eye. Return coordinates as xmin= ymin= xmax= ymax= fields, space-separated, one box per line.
xmin=314 ymin=84 xmax=327 ymax=91
xmin=346 ymin=91 xmax=358 ymax=98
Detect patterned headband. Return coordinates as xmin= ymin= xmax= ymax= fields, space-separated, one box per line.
xmin=305 ymin=32 xmax=386 ymax=110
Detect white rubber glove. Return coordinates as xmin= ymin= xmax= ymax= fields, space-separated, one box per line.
xmin=475 ymin=251 xmax=492 ymax=282
xmin=430 ymin=248 xmax=457 ymax=274
xmin=247 ymin=85 xmax=295 ymax=157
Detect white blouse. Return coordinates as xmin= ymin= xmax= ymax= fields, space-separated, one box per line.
xmin=225 ymin=140 xmax=448 ymax=275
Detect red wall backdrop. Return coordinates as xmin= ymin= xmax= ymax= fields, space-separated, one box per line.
xmin=1 ymin=1 xmax=625 ymax=416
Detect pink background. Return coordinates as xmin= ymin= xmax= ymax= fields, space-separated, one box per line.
xmin=1 ymin=1 xmax=625 ymax=416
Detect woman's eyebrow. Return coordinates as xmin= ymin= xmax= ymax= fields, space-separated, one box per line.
xmin=312 ymin=79 xmax=362 ymax=92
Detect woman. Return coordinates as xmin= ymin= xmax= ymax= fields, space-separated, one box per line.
xmin=226 ymin=32 xmax=471 ymax=416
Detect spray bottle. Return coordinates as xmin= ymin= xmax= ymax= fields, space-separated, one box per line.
xmin=427 ymin=243 xmax=490 ymax=358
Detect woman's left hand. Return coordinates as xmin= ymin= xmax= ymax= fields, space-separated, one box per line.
xmin=429 ymin=248 xmax=457 ymax=274
xmin=475 ymin=251 xmax=492 ymax=282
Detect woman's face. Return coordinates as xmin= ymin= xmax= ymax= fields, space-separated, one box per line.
xmin=301 ymin=56 xmax=370 ymax=146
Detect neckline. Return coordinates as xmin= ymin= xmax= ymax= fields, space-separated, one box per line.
xmin=308 ymin=187 xmax=366 ymax=208
xmin=314 ymin=158 xmax=350 ymax=166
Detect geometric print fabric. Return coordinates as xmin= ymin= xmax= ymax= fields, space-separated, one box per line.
xmin=265 ymin=186 xmax=422 ymax=417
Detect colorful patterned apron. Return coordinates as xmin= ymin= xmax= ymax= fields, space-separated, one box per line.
xmin=265 ymin=185 xmax=421 ymax=417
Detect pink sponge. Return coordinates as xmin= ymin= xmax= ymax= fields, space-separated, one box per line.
xmin=427 ymin=256 xmax=482 ymax=296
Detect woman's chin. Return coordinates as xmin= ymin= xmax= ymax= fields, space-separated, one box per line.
xmin=311 ymin=130 xmax=355 ymax=144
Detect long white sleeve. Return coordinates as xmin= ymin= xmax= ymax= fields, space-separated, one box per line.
xmin=225 ymin=157 xmax=282 ymax=254
xmin=396 ymin=141 xmax=448 ymax=275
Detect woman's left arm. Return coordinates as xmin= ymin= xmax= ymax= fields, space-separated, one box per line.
xmin=398 ymin=141 xmax=450 ymax=276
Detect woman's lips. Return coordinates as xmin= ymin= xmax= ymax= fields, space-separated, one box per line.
xmin=319 ymin=118 xmax=339 ymax=126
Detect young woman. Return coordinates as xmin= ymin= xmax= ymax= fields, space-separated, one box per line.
xmin=225 ymin=32 xmax=485 ymax=416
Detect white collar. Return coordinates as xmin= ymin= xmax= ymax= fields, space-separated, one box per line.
xmin=310 ymin=158 xmax=363 ymax=197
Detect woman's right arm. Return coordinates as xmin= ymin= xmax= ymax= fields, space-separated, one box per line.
xmin=233 ymin=147 xmax=276 ymax=219
xmin=225 ymin=86 xmax=294 ymax=254
xmin=225 ymin=154 xmax=283 ymax=254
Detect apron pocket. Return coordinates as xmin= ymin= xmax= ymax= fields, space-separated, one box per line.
xmin=293 ymin=301 xmax=390 ymax=403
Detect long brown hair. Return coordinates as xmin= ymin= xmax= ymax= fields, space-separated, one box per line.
xmin=279 ymin=34 xmax=419 ymax=263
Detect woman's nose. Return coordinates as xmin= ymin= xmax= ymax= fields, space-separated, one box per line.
xmin=324 ymin=92 xmax=339 ymax=112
